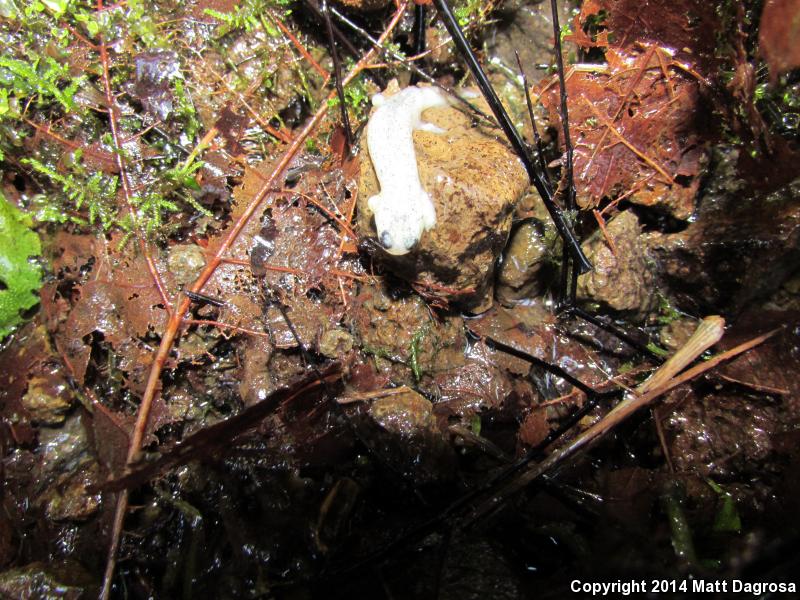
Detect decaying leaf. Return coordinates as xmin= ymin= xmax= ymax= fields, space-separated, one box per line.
xmin=759 ymin=0 xmax=800 ymax=82
xmin=540 ymin=47 xmax=706 ymax=218
xmin=577 ymin=0 xmax=720 ymax=73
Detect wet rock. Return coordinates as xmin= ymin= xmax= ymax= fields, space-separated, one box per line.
xmin=650 ymin=148 xmax=800 ymax=316
xmin=349 ymin=282 xmax=465 ymax=386
xmin=577 ymin=210 xmax=655 ymax=318
xmin=318 ymin=327 xmax=354 ymax=358
xmin=21 ymin=375 xmax=73 ymax=426
xmin=262 ymin=292 xmax=338 ymax=349
xmin=357 ymin=85 xmax=529 ymax=310
xmin=369 ymin=391 xmax=434 ymax=433
xmin=41 ymin=460 xmax=103 ymax=522
xmin=354 ymin=389 xmax=456 ymax=482
xmin=0 ymin=561 xmax=96 ymax=600
xmin=495 ymin=220 xmax=552 ymax=305
xmin=237 ymin=335 xmax=274 ymax=406
xmin=38 ymin=414 xmax=91 ymax=477
xmin=167 ymin=243 xmax=206 ymax=284
xmin=659 ymin=317 xmax=698 ymax=352
xmin=663 ymin=390 xmax=781 ymax=479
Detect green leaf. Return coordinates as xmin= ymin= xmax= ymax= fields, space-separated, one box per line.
xmin=0 ymin=192 xmax=42 ymax=339
xmin=706 ymin=479 xmax=742 ymax=533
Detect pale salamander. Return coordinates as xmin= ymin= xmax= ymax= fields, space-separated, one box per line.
xmin=367 ymin=85 xmax=449 ymax=255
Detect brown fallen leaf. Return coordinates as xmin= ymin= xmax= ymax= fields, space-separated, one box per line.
xmin=759 ymin=0 xmax=800 ymax=82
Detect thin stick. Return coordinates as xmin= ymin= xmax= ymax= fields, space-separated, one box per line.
xmin=432 ymin=0 xmax=592 ymax=274
xmin=514 ymin=51 xmax=552 ymax=193
xmin=303 ymin=0 xmax=387 ymax=89
xmin=592 ymin=209 xmax=618 ymax=257
xmin=568 ymin=305 xmax=663 ymax=361
xmin=409 ymin=2 xmax=427 ymax=85
xmin=328 ymin=5 xmax=494 ymax=125
xmin=269 ymin=13 xmax=328 ymax=79
xmin=634 ymin=316 xmax=724 ymax=396
xmin=322 ymin=0 xmax=353 ymax=151
xmin=549 ymin=0 xmax=581 ymax=306
xmin=97 ymin=17 xmax=173 ymax=313
xmin=549 ymin=0 xmax=575 ymax=211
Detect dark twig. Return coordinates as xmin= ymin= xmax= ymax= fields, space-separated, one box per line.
xmin=480 ymin=335 xmax=599 ymax=397
xmin=550 ymin=0 xmax=575 ymax=211
xmin=568 ymin=306 xmax=665 ymax=362
xmin=465 ymin=320 xmax=779 ymax=524
xmin=410 ymin=3 xmax=427 ymax=85
xmin=548 ymin=0 xmax=581 ymax=306
xmin=328 ymin=6 xmax=494 ymax=124
xmin=184 ymin=290 xmax=225 ymax=308
xmin=431 ymin=0 xmax=591 ymax=274
xmin=302 ymin=0 xmax=387 ymax=89
xmin=322 ymin=0 xmax=353 ymax=152
xmin=514 ymin=50 xmax=552 ymax=193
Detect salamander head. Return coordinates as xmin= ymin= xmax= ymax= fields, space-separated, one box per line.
xmin=368 ymin=192 xmax=426 ymax=255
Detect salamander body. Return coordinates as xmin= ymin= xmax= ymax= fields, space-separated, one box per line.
xmin=366 ymin=85 xmax=449 ymax=255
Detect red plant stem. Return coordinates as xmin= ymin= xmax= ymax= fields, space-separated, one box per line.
xmin=99 ymin=4 xmax=410 ymax=597
xmin=592 ymin=209 xmax=618 ymax=257
xmin=96 ymin=28 xmax=173 ymax=312
xmin=185 ymin=318 xmax=270 ymax=338
xmin=271 ymin=13 xmax=330 ymax=80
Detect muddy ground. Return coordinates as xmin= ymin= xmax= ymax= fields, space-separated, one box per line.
xmin=0 ymin=0 xmax=799 ymax=598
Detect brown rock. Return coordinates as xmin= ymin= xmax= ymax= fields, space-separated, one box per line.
xmin=349 ymin=282 xmax=465 ymax=386
xmin=42 ymin=461 xmax=102 ymax=522
xmin=22 ymin=376 xmax=72 ymax=426
xmin=577 ymin=210 xmax=655 ymax=318
xmin=353 ymin=389 xmax=455 ymax=481
xmin=495 ymin=220 xmax=552 ymax=305
xmin=357 ymin=88 xmax=529 ymax=310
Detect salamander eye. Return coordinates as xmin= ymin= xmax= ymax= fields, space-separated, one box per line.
xmin=379 ymin=231 xmax=393 ymax=249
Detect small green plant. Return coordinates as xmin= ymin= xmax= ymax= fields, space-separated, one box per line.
xmin=0 ymin=55 xmax=84 ymax=115
xmin=454 ymin=0 xmax=483 ymax=28
xmin=0 ymin=192 xmax=42 ymax=340
xmin=204 ymin=0 xmax=293 ymax=36
xmin=22 ymin=156 xmax=119 ymax=229
xmin=408 ymin=322 xmax=431 ymax=382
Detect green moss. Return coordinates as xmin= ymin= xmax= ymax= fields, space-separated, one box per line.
xmin=408 ymin=322 xmax=431 ymax=382
xmin=655 ymin=292 xmax=682 ymax=325
xmin=453 ymin=0 xmax=483 ymax=28
xmin=22 ymin=156 xmax=119 ymax=229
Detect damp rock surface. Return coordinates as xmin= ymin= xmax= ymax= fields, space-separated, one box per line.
xmin=348 ymin=282 xmax=465 ymax=387
xmin=577 ymin=209 xmax=655 ymax=318
xmin=351 ymin=388 xmax=456 ymax=482
xmin=650 ymin=149 xmax=800 ymax=316
xmin=496 ymin=219 xmax=551 ymax=306
xmin=357 ymin=86 xmax=529 ymax=310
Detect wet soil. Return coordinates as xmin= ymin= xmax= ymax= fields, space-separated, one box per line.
xmin=0 ymin=0 xmax=799 ymax=598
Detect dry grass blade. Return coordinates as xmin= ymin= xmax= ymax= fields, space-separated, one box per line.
xmin=635 ymin=315 xmax=724 ymax=396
